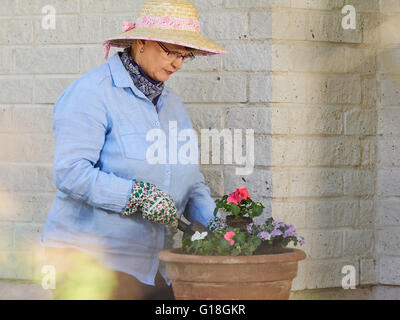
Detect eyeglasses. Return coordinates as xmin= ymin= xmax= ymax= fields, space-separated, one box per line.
xmin=157 ymin=42 xmax=195 ymax=63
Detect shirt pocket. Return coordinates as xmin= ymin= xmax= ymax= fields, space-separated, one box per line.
xmin=119 ymin=130 xmax=150 ymax=160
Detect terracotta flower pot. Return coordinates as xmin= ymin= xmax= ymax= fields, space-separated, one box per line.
xmin=158 ymin=248 xmax=306 ymax=300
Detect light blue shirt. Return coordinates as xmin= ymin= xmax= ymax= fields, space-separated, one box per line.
xmin=40 ymin=52 xmax=216 ymax=286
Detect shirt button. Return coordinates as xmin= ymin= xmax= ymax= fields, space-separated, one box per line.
xmin=154 ymin=121 xmax=160 ymax=126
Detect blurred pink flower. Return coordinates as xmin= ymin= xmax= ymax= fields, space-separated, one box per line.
xmin=227 ymin=186 xmax=250 ymax=205
xmin=224 ymin=231 xmax=236 ymax=246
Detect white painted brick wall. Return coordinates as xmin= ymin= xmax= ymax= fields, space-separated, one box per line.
xmin=0 ymin=0 xmax=398 ymax=298
xmin=376 ymin=0 xmax=400 ymax=291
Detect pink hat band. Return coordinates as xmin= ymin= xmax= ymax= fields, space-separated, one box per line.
xmin=104 ymin=16 xmax=201 ymax=59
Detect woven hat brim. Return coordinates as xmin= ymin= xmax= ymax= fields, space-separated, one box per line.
xmin=104 ymin=27 xmax=228 ymax=56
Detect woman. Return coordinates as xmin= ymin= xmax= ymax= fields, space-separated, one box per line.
xmin=40 ymin=0 xmax=228 ymax=300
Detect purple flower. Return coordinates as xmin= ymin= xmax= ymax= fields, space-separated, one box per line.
xmin=257 ymin=231 xmax=271 ymax=241
xmin=299 ymin=236 xmax=305 ymax=245
xmin=247 ymin=223 xmax=254 ymax=234
xmin=283 ymin=225 xmax=297 ymax=238
xmin=270 ymin=228 xmax=283 ymax=237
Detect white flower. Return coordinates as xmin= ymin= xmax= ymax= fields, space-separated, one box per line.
xmin=191 ymin=231 xmax=208 ymax=242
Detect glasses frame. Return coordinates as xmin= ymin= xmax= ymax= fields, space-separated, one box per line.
xmin=157 ymin=42 xmax=195 ymax=63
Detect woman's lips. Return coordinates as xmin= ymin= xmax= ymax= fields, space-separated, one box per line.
xmin=165 ymin=70 xmax=173 ymax=75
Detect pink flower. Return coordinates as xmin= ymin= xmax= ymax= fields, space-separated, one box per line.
xmin=226 ymin=186 xmax=250 ymax=205
xmin=224 ymin=231 xmax=235 ymax=246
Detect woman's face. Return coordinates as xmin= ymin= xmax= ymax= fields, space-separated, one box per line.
xmin=132 ymin=40 xmax=192 ymax=82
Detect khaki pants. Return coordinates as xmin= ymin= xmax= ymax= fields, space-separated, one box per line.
xmin=44 ymin=247 xmax=174 ymax=300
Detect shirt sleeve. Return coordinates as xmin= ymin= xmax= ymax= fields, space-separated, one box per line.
xmin=52 ymin=79 xmax=134 ymax=213
xmin=182 ymin=169 xmax=216 ymax=227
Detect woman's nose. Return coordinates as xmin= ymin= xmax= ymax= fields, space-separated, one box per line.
xmin=171 ymin=58 xmax=183 ymax=70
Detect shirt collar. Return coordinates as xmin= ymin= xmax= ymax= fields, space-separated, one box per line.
xmin=107 ymin=52 xmax=169 ymax=112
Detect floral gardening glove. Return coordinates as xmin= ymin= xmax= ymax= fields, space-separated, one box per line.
xmin=124 ymin=181 xmax=178 ymax=233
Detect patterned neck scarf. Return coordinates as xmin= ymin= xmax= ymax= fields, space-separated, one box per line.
xmin=119 ymin=47 xmax=165 ymax=107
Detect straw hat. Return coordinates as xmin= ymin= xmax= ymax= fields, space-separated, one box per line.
xmin=103 ymin=0 xmax=229 ymax=59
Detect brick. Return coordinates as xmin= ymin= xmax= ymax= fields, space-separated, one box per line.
xmin=305 ymin=259 xmax=359 ymax=289
xmin=379 ymin=257 xmax=400 ymax=285
xmin=361 ymin=137 xmax=377 ymax=167
xmin=344 ymin=108 xmax=377 ymax=135
xmin=289 ymin=44 xmax=346 ymax=73
xmin=307 ymin=76 xmax=329 ymax=104
xmin=189 ymin=0 xmax=224 ymax=10
xmin=271 ymin=137 xmax=307 ymax=167
xmin=80 ymin=46 xmax=107 ymax=74
xmin=344 ymin=169 xmax=375 ymax=196
xmin=346 ymin=0 xmax=378 ymax=12
xmin=308 ymin=12 xmax=361 ymax=43
xmin=290 ymin=168 xmax=343 ymax=197
xmin=0 ymin=19 xmax=33 ymax=45
xmin=292 ymin=0 xmax=343 ymax=10
xmin=14 ymin=47 xmax=80 ymax=74
xmin=306 ymin=200 xmax=358 ymax=229
xmin=10 ymin=105 xmax=53 ymax=134
xmin=378 ymin=137 xmax=400 ymax=167
xmin=307 ymin=137 xmax=360 ymax=166
xmin=379 ymin=48 xmax=400 ymax=75
xmin=0 ymin=105 xmax=13 ymax=132
xmin=377 ymin=169 xmax=400 ymax=196
xmin=33 ymin=77 xmax=77 ymax=104
xmin=225 ymin=0 xmax=290 ymax=7
xmin=16 ymin=0 xmax=79 ymax=15
xmin=0 ymin=78 xmax=33 ymax=103
xmin=0 ymin=0 xmax=16 ymax=15
xmin=0 ymin=134 xmax=53 ymax=163
xmin=270 ymin=106 xmax=289 ymax=134
xmin=358 ymin=200 xmax=375 ymax=228
xmin=268 ymin=75 xmax=307 ymax=103
xmin=380 ymin=13 xmax=400 ymax=45
xmin=225 ymin=106 xmax=272 ymax=134
xmin=305 ymin=231 xmax=343 ymax=259
xmin=183 ymin=52 xmax=222 ymax=72
xmin=289 ymin=106 xmax=343 ymax=135
xmin=0 ymin=223 xmax=14 ymax=249
xmin=378 ymin=107 xmax=400 ymax=136
xmin=253 ymin=135 xmax=271 ymax=166
xmin=271 ymin=200 xmax=307 ymax=229
xmin=0 ymin=48 xmax=12 ymax=73
xmin=168 ymin=73 xmax=246 ymax=103
xmin=373 ymin=285 xmax=400 ymax=299
xmin=377 ymin=228 xmax=400 ymax=256
xmin=249 ymin=11 xmax=307 ymax=40
xmin=0 ymin=165 xmax=56 ymax=193
xmin=13 ymin=224 xmax=44 ymax=251
xmin=376 ymin=199 xmax=400 ymax=226
xmin=35 ymin=16 xmax=102 ymax=44
xmin=328 ymin=75 xmax=361 ymax=104
xmin=381 ymin=78 xmax=400 ymax=106
xmin=345 ymin=47 xmax=376 ymax=74
xmin=248 ymin=74 xmax=273 ymax=102
xmin=362 ymin=77 xmax=377 ymax=107
xmin=80 ymin=0 xmax=142 ymax=13
xmin=223 ymin=42 xmax=272 ymax=71
xmin=0 ymin=251 xmax=33 ymax=280
xmin=0 ymin=191 xmax=54 ymax=223
xmin=344 ymin=230 xmax=374 ymax=257
xmin=360 ymin=258 xmax=377 ymax=285
xmin=361 ymin=13 xmax=380 ymax=44
xmin=200 ymin=11 xmax=247 ymax=40
xmin=186 ymin=105 xmax=223 ymax=135
xmin=380 ymin=0 xmax=400 ymax=12
xmin=201 ymin=167 xmax=223 ymax=197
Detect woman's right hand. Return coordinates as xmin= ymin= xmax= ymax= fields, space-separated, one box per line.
xmin=124 ymin=181 xmax=178 ymax=232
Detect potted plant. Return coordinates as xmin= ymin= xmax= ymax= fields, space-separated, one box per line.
xmin=158 ymin=186 xmax=306 ymax=300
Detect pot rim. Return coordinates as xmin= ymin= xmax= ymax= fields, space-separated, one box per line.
xmin=158 ymin=247 xmax=306 ymax=264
